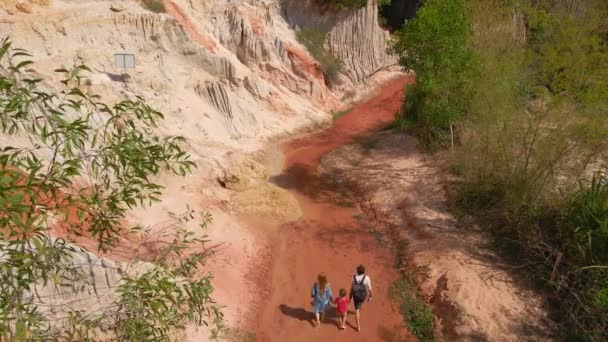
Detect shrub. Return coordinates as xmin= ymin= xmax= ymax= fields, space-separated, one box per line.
xmin=568 ymin=173 xmax=608 ymax=264
xmin=296 ymin=27 xmax=343 ymax=86
xmin=450 ymin=0 xmax=608 ymax=338
xmin=332 ymin=108 xmax=350 ymax=120
xmin=296 ymin=27 xmax=326 ymax=58
xmin=0 ymin=38 xmax=220 ymax=339
xmin=390 ymin=279 xmax=434 ymax=341
xmin=317 ymin=53 xmax=342 ymax=85
xmin=142 ymin=0 xmax=165 ymax=13
xmin=390 ymin=0 xmax=477 ymax=150
xmin=391 ymin=0 xmax=608 ymax=338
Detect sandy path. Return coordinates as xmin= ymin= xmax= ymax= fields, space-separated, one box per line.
xmin=252 ymin=77 xmax=415 ymax=341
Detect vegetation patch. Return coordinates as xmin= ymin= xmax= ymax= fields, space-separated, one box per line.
xmin=296 ymin=27 xmax=343 ymax=86
xmin=212 ymin=323 xmax=256 ymax=342
xmin=367 ymin=225 xmax=387 ymax=247
xmin=142 ymin=0 xmax=165 ymax=13
xmin=390 ymin=278 xmax=434 ymax=341
xmin=332 ymin=108 xmax=350 ymax=120
xmin=0 ymin=38 xmax=220 ymax=340
xmin=388 ymin=230 xmax=435 ymax=341
xmin=391 ymin=0 xmax=608 ymax=339
xmin=390 ymin=0 xmax=476 ymax=150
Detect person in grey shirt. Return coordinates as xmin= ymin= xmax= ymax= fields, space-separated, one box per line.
xmin=349 ymin=264 xmax=372 ymax=331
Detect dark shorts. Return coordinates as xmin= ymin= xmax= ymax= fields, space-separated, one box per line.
xmin=353 ymin=297 xmax=365 ymax=310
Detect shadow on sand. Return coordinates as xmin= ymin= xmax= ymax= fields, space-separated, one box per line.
xmin=279 ymin=304 xmax=315 ymax=327
xmin=279 ymin=304 xmax=350 ymax=329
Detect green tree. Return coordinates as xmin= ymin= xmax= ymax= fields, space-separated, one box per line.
xmin=0 ymin=38 xmax=221 ymax=340
xmin=391 ymin=0 xmax=477 ymax=149
xmin=451 ymin=0 xmax=608 ymax=339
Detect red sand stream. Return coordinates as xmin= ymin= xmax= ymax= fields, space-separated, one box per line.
xmin=253 ymin=76 xmax=416 ymax=342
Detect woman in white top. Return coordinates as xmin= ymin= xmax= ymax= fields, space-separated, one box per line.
xmin=349 ymin=264 xmax=372 ymax=332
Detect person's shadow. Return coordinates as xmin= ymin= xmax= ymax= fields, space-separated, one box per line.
xmin=279 ymin=304 xmax=342 ymax=328
xmin=279 ymin=304 xmax=315 ymax=327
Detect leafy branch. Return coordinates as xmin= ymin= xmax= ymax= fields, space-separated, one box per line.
xmin=0 ymin=37 xmax=221 ymax=340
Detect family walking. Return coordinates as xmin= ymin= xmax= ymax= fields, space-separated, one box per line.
xmin=311 ymin=264 xmax=372 ymax=331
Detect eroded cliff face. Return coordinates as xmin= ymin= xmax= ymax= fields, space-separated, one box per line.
xmin=282 ymin=0 xmax=397 ymax=83
xmin=0 ymin=0 xmax=402 ymax=337
xmin=1 ymin=0 xmax=398 ymax=158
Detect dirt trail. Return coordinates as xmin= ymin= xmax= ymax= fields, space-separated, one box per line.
xmin=253 ymin=77 xmax=415 ymax=342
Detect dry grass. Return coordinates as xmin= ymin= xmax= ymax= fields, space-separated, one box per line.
xmin=142 ymin=0 xmax=165 ymax=13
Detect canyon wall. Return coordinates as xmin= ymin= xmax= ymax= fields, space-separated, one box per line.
xmin=0 ymin=0 xmax=403 ymax=337
xmin=282 ymin=0 xmax=397 ymax=83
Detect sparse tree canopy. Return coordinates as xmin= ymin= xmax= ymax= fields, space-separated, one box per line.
xmin=0 ymin=38 xmax=221 ymax=340
xmin=391 ymin=0 xmax=477 ymax=149
xmin=392 ymin=0 xmax=608 ymax=339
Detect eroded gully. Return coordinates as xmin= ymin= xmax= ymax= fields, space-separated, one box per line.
xmin=252 ymin=76 xmax=415 ymax=342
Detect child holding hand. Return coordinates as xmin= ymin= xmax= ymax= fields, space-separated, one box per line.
xmin=334 ymin=288 xmax=350 ymax=329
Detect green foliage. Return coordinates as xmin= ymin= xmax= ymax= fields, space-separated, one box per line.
xmin=296 ymin=27 xmax=343 ymax=86
xmin=332 ymin=108 xmax=350 ymax=120
xmin=318 ymin=54 xmax=343 ymax=85
xmin=224 ymin=327 xmax=257 ymax=342
xmin=566 ymin=173 xmax=608 ymax=322
xmin=595 ymin=279 xmax=608 ymax=310
xmin=390 ymin=0 xmax=477 ymax=149
xmin=0 ymin=38 xmax=220 ymax=340
xmin=142 ymin=0 xmax=165 ymax=13
xmin=450 ymin=0 xmax=608 ymax=339
xmin=569 ymin=174 xmax=608 ymax=263
xmin=390 ymin=278 xmax=434 ymax=341
xmin=524 ymin=3 xmax=608 ymax=109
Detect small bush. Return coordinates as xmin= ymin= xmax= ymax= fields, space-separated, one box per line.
xmin=296 ymin=27 xmax=343 ymax=86
xmin=390 ymin=279 xmax=435 ymax=341
xmin=142 ymin=0 xmax=165 ymax=13
xmin=296 ymin=28 xmax=326 ymax=56
xmin=390 ymin=0 xmax=477 ymax=150
xmin=568 ymin=174 xmax=608 ymax=263
xmin=318 ymin=53 xmax=342 ymax=84
xmin=332 ymin=108 xmax=350 ymax=120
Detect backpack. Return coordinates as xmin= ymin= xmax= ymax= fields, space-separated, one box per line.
xmin=352 ymin=275 xmax=367 ymax=301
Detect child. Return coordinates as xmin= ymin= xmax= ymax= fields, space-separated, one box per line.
xmin=334 ymin=288 xmax=350 ymax=329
